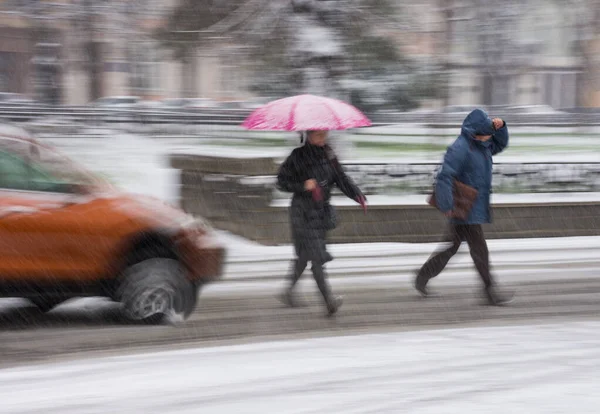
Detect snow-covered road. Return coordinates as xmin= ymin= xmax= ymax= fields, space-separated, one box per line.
xmin=1 ymin=321 xmax=599 ymax=414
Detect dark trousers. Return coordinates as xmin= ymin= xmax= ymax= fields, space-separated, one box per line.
xmin=288 ymin=258 xmax=331 ymax=301
xmin=417 ymin=224 xmax=493 ymax=288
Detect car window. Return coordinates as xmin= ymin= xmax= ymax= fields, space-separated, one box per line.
xmin=0 ymin=148 xmax=72 ymax=193
xmin=0 ymin=138 xmax=104 ymax=194
xmin=28 ymin=143 xmax=103 ymax=192
xmin=0 ymin=150 xmax=30 ymax=190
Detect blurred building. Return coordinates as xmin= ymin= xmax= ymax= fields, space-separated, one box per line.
xmin=0 ymin=2 xmax=64 ymax=104
xmin=0 ymin=1 xmax=176 ymax=103
xmin=0 ymin=0 xmax=599 ymax=108
xmin=0 ymin=0 xmax=251 ymax=104
xmin=396 ymin=0 xmax=591 ymax=109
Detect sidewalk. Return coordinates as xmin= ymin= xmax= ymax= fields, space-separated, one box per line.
xmin=270 ymin=193 xmax=600 ymax=208
xmin=217 ymin=230 xmax=600 ymax=261
xmin=210 ymin=231 xmax=600 ymax=293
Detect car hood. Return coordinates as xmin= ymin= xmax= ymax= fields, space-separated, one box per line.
xmin=104 ymin=191 xmax=205 ymax=232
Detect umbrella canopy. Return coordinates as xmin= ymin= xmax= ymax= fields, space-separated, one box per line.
xmin=241 ymin=94 xmax=372 ymax=131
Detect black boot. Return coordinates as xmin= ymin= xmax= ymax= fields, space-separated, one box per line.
xmin=326 ymin=295 xmax=343 ymax=316
xmin=414 ymin=272 xmax=428 ymax=297
xmin=278 ymin=288 xmax=306 ymax=308
xmin=414 ymin=272 xmax=440 ymax=298
xmin=278 ymin=288 xmax=295 ymax=307
xmin=484 ymin=285 xmax=515 ymax=306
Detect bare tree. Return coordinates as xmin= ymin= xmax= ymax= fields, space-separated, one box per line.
xmin=161 ymin=0 xmax=405 ymax=100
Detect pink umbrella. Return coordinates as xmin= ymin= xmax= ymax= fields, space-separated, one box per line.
xmin=241 ymin=94 xmax=372 ymax=131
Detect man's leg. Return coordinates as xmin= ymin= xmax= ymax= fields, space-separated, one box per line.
xmin=464 ymin=225 xmax=514 ymax=305
xmin=463 ymin=225 xmax=493 ymax=288
xmin=415 ymin=224 xmax=463 ymax=295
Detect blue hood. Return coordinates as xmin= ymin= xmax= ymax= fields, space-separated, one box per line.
xmin=461 ymin=109 xmax=495 ymax=142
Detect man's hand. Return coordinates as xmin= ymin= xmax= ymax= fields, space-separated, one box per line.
xmin=304 ymin=179 xmax=317 ymax=191
xmin=443 ymin=211 xmax=454 ymax=218
xmin=492 ymin=118 xmax=504 ymax=130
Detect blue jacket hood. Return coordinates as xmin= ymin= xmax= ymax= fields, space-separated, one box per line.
xmin=461 ymin=109 xmax=495 ymax=142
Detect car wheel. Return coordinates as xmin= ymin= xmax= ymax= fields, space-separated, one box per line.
xmin=116 ymin=258 xmax=198 ymax=324
xmin=29 ymin=297 xmax=66 ymax=313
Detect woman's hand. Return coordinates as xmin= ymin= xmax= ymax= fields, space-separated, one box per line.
xmin=357 ymin=195 xmax=367 ymax=215
xmin=304 ymin=179 xmax=318 ymax=191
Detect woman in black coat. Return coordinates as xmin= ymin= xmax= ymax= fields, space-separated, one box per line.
xmin=276 ymin=130 xmax=367 ymax=315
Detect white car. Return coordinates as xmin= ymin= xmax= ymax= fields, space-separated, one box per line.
xmin=91 ymin=96 xmax=141 ymax=108
xmin=0 ymin=93 xmax=35 ymax=105
xmin=185 ymin=98 xmax=218 ymax=109
xmin=160 ymin=98 xmax=192 ymax=108
xmin=241 ymin=97 xmax=272 ymax=109
xmin=441 ymin=105 xmax=487 ymax=114
xmin=505 ymin=105 xmax=565 ymax=115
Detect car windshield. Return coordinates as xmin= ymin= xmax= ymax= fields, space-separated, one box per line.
xmin=30 ymin=143 xmax=111 ymax=190
xmin=0 ymin=138 xmax=111 ymax=191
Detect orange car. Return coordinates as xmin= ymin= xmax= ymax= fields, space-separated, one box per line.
xmin=0 ymin=126 xmax=225 ymax=323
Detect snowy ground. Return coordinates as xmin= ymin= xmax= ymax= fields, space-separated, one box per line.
xmin=1 ymin=320 xmax=599 ymax=414
xmin=204 ymin=231 xmax=600 ymax=294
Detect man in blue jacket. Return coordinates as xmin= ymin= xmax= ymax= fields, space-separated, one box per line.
xmin=415 ymin=108 xmax=514 ymax=306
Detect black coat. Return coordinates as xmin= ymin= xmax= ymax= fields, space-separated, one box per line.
xmin=276 ymin=143 xmax=363 ymax=264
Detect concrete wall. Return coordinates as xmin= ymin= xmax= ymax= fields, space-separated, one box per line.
xmin=172 ymin=154 xmax=600 ymax=245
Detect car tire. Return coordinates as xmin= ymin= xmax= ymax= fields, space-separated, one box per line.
xmin=117 ymin=258 xmax=198 ymax=324
xmin=29 ymin=297 xmax=65 ymax=313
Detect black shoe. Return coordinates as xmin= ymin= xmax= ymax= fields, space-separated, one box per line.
xmin=278 ymin=289 xmax=305 ymax=308
xmin=415 ymin=274 xmax=427 ymax=297
xmin=414 ymin=273 xmax=440 ymax=298
xmin=326 ymin=295 xmax=343 ymax=316
xmin=485 ymin=286 xmax=515 ymax=306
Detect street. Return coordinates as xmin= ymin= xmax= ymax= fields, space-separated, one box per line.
xmin=1 ymin=312 xmax=600 ymax=413
xmin=1 ymin=269 xmax=599 ymax=368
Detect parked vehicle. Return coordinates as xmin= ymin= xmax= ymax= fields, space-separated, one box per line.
xmin=0 ymin=93 xmax=35 ymax=105
xmin=185 ymin=98 xmax=219 ymax=110
xmin=441 ymin=105 xmax=488 ymax=115
xmin=219 ymin=100 xmax=245 ymax=110
xmin=503 ymin=105 xmax=565 ymax=114
xmin=137 ymin=100 xmax=163 ymax=109
xmin=0 ymin=125 xmax=225 ymax=323
xmin=160 ymin=98 xmax=192 ymax=109
xmin=90 ymin=96 xmax=141 ymax=108
xmin=241 ymin=97 xmax=272 ymax=110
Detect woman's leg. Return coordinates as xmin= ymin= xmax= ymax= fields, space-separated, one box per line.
xmin=310 ymin=260 xmax=331 ymax=301
xmin=289 ymin=257 xmax=308 ymax=288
